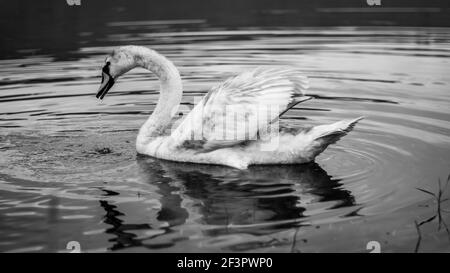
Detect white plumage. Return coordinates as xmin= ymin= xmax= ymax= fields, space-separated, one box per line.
xmin=96 ymin=45 xmax=363 ymax=169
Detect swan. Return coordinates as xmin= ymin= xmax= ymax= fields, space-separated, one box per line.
xmin=96 ymin=45 xmax=363 ymax=169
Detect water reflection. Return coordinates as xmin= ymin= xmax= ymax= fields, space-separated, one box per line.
xmin=99 ymin=157 xmax=355 ymax=251
xmin=99 ymin=183 xmax=189 ymax=250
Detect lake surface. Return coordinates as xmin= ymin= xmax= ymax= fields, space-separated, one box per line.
xmin=1 ymin=24 xmax=450 ymax=252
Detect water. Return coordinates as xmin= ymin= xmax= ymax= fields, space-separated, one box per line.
xmin=1 ymin=24 xmax=450 ymax=252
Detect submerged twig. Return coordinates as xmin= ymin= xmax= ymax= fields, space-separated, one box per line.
xmin=291 ymin=226 xmax=301 ymax=253
xmin=414 ymin=173 xmax=450 ymax=252
xmin=418 ymin=215 xmax=437 ymax=226
xmin=414 ymin=220 xmax=422 ymax=253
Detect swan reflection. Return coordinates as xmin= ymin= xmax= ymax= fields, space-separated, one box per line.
xmin=99 ymin=157 xmax=355 ymax=251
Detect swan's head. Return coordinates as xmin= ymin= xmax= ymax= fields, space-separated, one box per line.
xmin=96 ymin=47 xmax=137 ymax=99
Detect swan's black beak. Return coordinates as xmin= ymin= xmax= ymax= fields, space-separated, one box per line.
xmin=96 ymin=63 xmax=115 ymax=100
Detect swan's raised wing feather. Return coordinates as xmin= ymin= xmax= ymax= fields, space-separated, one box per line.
xmin=171 ymin=67 xmax=309 ymax=151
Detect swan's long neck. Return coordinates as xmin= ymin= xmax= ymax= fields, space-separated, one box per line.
xmin=134 ymin=48 xmax=182 ymax=146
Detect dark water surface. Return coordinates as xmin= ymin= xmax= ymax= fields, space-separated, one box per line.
xmin=1 ymin=22 xmax=450 ymax=252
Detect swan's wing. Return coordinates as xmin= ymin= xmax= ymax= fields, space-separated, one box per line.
xmin=171 ymin=67 xmax=310 ymax=151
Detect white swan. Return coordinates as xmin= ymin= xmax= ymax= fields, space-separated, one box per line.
xmin=96 ymin=45 xmax=362 ymax=169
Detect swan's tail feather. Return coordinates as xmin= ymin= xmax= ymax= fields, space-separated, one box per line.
xmin=306 ymin=117 xmax=364 ymax=158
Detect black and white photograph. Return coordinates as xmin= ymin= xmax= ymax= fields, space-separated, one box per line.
xmin=0 ymin=0 xmax=449 ymax=257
